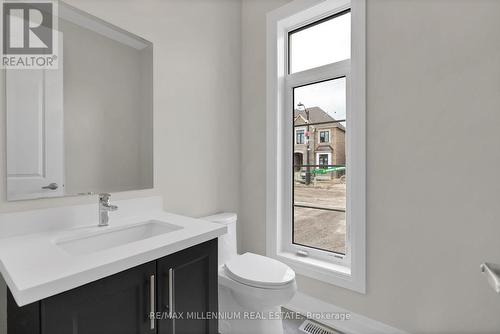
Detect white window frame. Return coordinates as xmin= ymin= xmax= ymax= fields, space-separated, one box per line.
xmin=266 ymin=0 xmax=366 ymax=292
xmin=318 ymin=129 xmax=331 ymax=144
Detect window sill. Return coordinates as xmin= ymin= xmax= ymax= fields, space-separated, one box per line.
xmin=275 ymin=251 xmax=364 ymax=293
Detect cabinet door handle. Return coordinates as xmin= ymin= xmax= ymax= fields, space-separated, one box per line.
xmin=168 ymin=268 xmax=175 ymax=333
xmin=150 ymin=274 xmax=155 ymax=330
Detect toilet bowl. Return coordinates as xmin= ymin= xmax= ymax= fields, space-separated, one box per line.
xmin=202 ymin=213 xmax=297 ymax=334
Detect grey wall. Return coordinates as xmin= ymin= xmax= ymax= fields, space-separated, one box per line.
xmin=240 ymin=0 xmax=500 ymax=333
xmin=240 ymin=0 xmax=290 ymax=254
xmin=0 ymin=0 xmax=241 ymax=331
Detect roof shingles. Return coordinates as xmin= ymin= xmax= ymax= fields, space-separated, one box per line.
xmin=294 ymin=107 xmax=345 ymax=131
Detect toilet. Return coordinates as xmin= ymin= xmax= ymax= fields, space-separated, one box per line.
xmin=202 ymin=213 xmax=297 ymax=334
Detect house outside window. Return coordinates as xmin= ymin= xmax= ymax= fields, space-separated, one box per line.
xmin=293 ymin=106 xmax=345 ymax=186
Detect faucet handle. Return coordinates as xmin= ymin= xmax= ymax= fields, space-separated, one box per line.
xmin=99 ymin=193 xmax=118 ymax=211
xmin=99 ymin=193 xmax=111 ymax=202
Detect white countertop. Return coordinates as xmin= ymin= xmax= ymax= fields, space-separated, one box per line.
xmin=0 ymin=197 xmax=226 ymax=306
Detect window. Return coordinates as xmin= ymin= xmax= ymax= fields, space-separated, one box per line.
xmin=293 ymin=77 xmax=346 ymax=255
xmin=267 ymin=0 xmax=365 ymax=292
xmin=318 ymin=153 xmax=330 ymax=167
xmin=289 ymin=10 xmax=351 ymax=74
xmin=319 ymin=130 xmax=330 ymax=143
xmin=295 ymin=128 xmax=305 ymax=144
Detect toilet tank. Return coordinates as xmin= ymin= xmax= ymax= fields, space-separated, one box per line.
xmin=201 ymin=212 xmax=237 ymax=266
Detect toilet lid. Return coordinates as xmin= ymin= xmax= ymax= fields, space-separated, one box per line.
xmin=224 ymin=253 xmax=295 ymax=288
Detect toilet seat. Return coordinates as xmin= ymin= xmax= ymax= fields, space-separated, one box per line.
xmin=224 ymin=252 xmax=295 ymax=289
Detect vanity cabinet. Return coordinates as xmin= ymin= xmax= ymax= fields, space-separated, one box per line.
xmin=7 ymin=239 xmax=218 ymax=334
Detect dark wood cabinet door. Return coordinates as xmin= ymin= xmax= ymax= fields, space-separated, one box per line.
xmin=157 ymin=239 xmax=218 ymax=334
xmin=40 ymin=261 xmax=156 ymax=334
xmin=7 ymin=291 xmax=40 ymax=334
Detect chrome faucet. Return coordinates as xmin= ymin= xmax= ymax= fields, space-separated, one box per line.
xmin=98 ymin=193 xmax=118 ymax=227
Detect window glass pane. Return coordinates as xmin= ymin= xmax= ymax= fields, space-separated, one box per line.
xmin=289 ymin=11 xmax=351 ymax=74
xmin=293 ymin=78 xmax=347 ymax=255
xmin=318 ymin=154 xmax=329 ymax=167
xmin=293 ymin=207 xmax=346 ymax=254
xmin=319 ymin=131 xmax=329 ymax=143
xmin=294 ymin=77 xmax=346 ymax=125
xmin=293 ymin=161 xmax=346 ymax=210
xmin=296 ymin=129 xmax=305 ymax=144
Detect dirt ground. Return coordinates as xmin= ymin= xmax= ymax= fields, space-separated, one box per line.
xmin=293 ymin=179 xmax=346 ymax=254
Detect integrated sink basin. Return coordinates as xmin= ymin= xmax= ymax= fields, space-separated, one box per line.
xmin=56 ymin=220 xmax=183 ymax=256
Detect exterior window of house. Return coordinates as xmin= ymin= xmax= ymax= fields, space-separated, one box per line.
xmin=296 ymin=129 xmax=305 ymax=144
xmin=318 ymin=154 xmax=329 ymax=167
xmin=267 ymin=0 xmax=365 ymax=292
xmin=319 ymin=130 xmax=330 ymax=143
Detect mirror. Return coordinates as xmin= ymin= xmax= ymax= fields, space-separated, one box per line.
xmin=5 ymin=2 xmax=153 ymax=201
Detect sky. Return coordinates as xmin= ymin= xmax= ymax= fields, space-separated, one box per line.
xmin=290 ymin=11 xmax=350 ymax=124
xmin=294 ymin=78 xmax=346 ymax=123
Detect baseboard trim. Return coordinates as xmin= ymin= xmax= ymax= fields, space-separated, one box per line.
xmin=285 ymin=292 xmax=408 ymax=334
